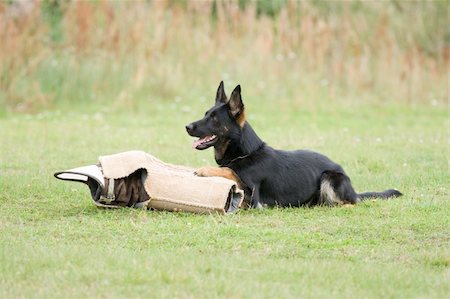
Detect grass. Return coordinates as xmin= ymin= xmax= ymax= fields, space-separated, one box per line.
xmin=0 ymin=1 xmax=448 ymax=298
xmin=0 ymin=98 xmax=449 ymax=298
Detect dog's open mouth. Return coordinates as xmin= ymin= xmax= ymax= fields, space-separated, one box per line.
xmin=192 ymin=135 xmax=217 ymax=150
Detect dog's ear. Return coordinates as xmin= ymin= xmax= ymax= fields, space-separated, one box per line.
xmin=228 ymin=85 xmax=244 ymax=118
xmin=215 ymin=81 xmax=227 ymax=104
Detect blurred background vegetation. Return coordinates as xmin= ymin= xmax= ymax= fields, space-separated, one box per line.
xmin=0 ymin=0 xmax=448 ymax=115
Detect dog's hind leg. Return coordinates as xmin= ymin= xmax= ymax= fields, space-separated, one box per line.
xmin=318 ymin=171 xmax=359 ymax=206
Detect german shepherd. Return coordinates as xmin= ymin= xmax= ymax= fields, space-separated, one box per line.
xmin=186 ymin=82 xmax=402 ymax=208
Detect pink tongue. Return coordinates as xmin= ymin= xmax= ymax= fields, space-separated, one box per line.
xmin=192 ymin=136 xmax=209 ymax=149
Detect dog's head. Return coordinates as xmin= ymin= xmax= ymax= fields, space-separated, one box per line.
xmin=186 ymin=81 xmax=246 ymax=150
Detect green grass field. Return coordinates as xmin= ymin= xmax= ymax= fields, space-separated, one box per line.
xmin=1 ymin=1 xmax=449 ymax=298
xmin=1 ymin=98 xmax=448 ymax=298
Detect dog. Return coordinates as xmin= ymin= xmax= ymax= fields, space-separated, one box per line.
xmin=186 ymin=82 xmax=402 ymax=208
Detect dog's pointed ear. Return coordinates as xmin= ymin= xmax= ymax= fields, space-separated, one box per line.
xmin=228 ymin=85 xmax=244 ymax=118
xmin=215 ymin=81 xmax=227 ymax=104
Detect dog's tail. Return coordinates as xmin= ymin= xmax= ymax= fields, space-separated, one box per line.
xmin=358 ymin=189 xmax=402 ymax=201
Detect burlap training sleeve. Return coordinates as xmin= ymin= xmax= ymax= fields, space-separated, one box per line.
xmin=99 ymin=151 xmax=244 ymax=213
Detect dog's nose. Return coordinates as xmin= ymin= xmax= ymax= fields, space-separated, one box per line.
xmin=185 ymin=123 xmax=195 ymax=133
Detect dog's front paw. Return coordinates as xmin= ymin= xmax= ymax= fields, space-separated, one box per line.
xmin=194 ymin=167 xmax=216 ymax=177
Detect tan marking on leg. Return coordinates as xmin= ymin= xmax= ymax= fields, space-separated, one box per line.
xmin=319 ymin=180 xmax=344 ymax=206
xmin=342 ymin=204 xmax=355 ymax=208
xmin=195 ymin=166 xmax=242 ymax=187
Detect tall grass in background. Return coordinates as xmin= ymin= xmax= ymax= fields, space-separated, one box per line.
xmin=0 ymin=0 xmax=448 ymax=113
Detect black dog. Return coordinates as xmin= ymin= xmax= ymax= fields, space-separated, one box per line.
xmin=186 ymin=82 xmax=402 ymax=208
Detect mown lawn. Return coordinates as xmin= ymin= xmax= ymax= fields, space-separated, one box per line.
xmin=0 ymin=101 xmax=448 ymax=298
